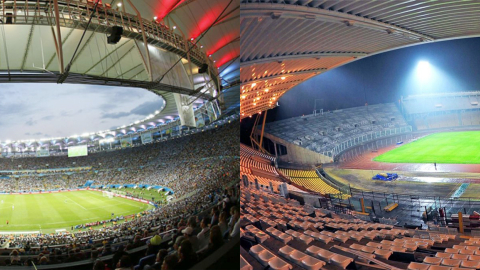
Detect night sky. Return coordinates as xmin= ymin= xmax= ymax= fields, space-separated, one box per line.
xmin=275 ymin=37 xmax=480 ymax=120
xmin=241 ymin=37 xmax=480 ymax=143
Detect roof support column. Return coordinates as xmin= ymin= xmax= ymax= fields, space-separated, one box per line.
xmin=53 ymin=0 xmax=65 ymax=73
xmin=125 ymin=0 xmax=153 ymax=81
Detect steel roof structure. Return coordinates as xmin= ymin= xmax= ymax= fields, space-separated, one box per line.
xmin=0 ymin=0 xmax=240 ymax=151
xmin=240 ymin=0 xmax=480 ymax=118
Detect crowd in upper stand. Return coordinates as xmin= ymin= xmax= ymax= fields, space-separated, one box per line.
xmin=0 ymin=120 xmax=240 ymax=268
xmin=0 ymin=121 xmax=238 ymax=198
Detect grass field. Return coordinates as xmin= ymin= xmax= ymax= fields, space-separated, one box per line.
xmin=112 ymin=188 xmax=168 ymax=203
xmin=0 ymin=190 xmax=152 ymax=233
xmin=374 ymin=131 xmax=480 ymax=164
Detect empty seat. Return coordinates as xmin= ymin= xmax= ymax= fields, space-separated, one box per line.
xmin=316 ymin=248 xmax=335 ymax=261
xmin=465 ymin=245 xmax=479 ymax=251
xmin=441 ymin=258 xmax=461 ymax=267
xmin=279 ymin=245 xmax=295 ymax=257
xmin=468 ymin=254 xmax=480 ymax=261
xmin=271 ymin=230 xmax=282 ymax=237
xmin=461 ymin=260 xmax=480 ymax=268
xmin=374 ymin=249 xmax=392 ymax=259
xmin=249 ymin=245 xmax=266 ymax=260
xmin=416 ymin=242 xmax=430 ymax=249
xmin=436 ymin=253 xmax=452 ymax=259
xmin=392 ymin=241 xmax=404 ymax=247
xmin=287 ymin=230 xmax=301 ymax=238
xmin=301 ymin=256 xmax=326 ymax=270
xmin=317 ymin=234 xmax=332 ymax=244
xmin=404 ymin=243 xmax=418 ymax=252
xmin=390 ymin=246 xmax=407 ymax=253
xmin=305 ymin=245 xmax=322 ymax=256
xmin=258 ymin=250 xmax=276 ymax=267
xmin=380 ymin=240 xmax=393 ymax=245
xmin=459 ymin=249 xmax=475 ymax=255
xmin=278 ymin=233 xmax=293 ymax=244
xmin=366 ymin=242 xmax=382 ymax=249
xmin=349 ymin=243 xmax=363 ymax=251
xmin=289 ymin=250 xmax=307 ymax=264
xmin=445 ymin=248 xmax=460 ymax=254
xmin=240 ymin=255 xmax=253 ymax=270
xmin=299 ymin=234 xmax=313 ymax=245
xmin=428 ymin=266 xmax=452 ymax=270
xmin=407 ymin=262 xmax=430 ymax=270
xmin=268 ymin=256 xmax=293 ymax=270
xmin=450 ymin=254 xmax=468 ymax=260
xmin=423 ymin=256 xmax=442 ymax=265
xmin=335 ymin=235 xmax=349 ymax=243
xmin=330 ymin=254 xmax=353 ymax=269
xmin=361 ymin=246 xmax=376 ymax=254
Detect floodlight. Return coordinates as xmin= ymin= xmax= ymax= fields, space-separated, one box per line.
xmin=417 ymin=61 xmax=431 ymax=78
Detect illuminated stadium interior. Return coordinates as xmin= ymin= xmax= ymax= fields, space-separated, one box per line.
xmin=240 ymin=1 xmax=480 ymax=270
xmin=0 ymin=0 xmax=240 ymax=269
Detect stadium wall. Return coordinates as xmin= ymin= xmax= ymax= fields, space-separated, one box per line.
xmin=262 ymin=133 xmax=332 ymax=166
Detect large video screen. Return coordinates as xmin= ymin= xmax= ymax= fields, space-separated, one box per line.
xmin=68 ymin=145 xmax=88 ymax=157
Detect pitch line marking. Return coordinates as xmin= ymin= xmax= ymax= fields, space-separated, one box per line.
xmin=59 ymin=194 xmax=87 ymax=210
xmin=86 ymin=191 xmax=146 ymax=209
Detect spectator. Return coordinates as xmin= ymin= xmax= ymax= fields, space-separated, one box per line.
xmin=229 ymin=207 xmax=240 ymax=238
xmin=144 ymin=249 xmax=168 ymax=270
xmin=161 ymin=254 xmax=178 ymax=270
xmin=116 ymin=255 xmax=133 ymax=270
xmin=93 ymin=259 xmax=106 ymax=270
xmin=9 ymin=249 xmax=20 ymax=264
xmin=176 ymin=240 xmax=197 ymax=270
xmin=217 ymin=212 xmax=228 ymax=236
xmin=197 ymin=217 xmax=210 ymax=247
xmin=198 ymin=225 xmax=223 ymax=259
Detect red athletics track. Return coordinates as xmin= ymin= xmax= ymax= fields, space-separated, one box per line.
xmin=338 ymin=144 xmax=480 ymax=174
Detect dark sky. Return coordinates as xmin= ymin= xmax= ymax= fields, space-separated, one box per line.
xmin=241 ymin=37 xmax=480 ymax=144
xmin=274 ymin=37 xmax=480 ymax=120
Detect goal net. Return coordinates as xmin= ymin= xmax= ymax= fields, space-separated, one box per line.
xmin=102 ymin=191 xmax=114 ymax=199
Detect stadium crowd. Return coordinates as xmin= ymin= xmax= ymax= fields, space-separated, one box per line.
xmin=0 ymin=121 xmax=238 ymax=199
xmin=0 ymin=120 xmax=240 ymax=268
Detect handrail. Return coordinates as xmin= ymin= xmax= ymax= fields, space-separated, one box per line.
xmin=333 ymin=245 xmax=404 ymax=270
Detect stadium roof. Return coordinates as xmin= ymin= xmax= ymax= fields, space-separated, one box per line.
xmin=240 ymin=0 xmax=480 ymax=118
xmin=0 ymin=0 xmax=239 ymax=146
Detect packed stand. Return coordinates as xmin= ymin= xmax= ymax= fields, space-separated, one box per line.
xmin=0 ymin=120 xmax=240 ymax=268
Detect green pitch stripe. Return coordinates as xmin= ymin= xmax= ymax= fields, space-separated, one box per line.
xmin=0 ymin=191 xmax=149 ymax=232
xmin=374 ymin=131 xmax=480 ymax=164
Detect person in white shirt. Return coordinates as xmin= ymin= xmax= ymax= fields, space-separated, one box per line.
xmin=197 ymin=217 xmax=210 ymax=248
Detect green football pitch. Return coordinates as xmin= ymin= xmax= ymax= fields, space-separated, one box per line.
xmin=374 ymin=131 xmax=480 ymax=164
xmin=0 ymin=190 xmax=152 ymax=233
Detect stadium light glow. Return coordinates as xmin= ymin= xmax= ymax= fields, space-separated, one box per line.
xmin=417 ymin=61 xmax=431 ymax=78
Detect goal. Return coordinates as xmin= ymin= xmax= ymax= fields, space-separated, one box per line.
xmin=102 ymin=191 xmax=114 ymax=199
